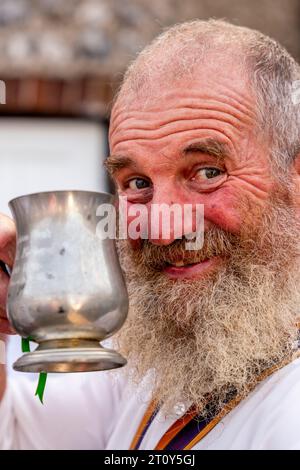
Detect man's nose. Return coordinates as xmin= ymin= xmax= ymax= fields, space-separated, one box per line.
xmin=147 ymin=188 xmax=195 ymax=246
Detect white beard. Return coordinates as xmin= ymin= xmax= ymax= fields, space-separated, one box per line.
xmin=115 ymin=198 xmax=300 ymax=416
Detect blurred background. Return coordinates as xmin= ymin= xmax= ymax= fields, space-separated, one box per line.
xmin=0 ymin=0 xmax=299 ymax=373
xmin=1 ymin=0 xmax=300 ymax=213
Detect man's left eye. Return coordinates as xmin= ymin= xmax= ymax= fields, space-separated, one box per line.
xmin=194 ymin=167 xmax=223 ymax=180
xmin=128 ymin=177 xmax=150 ymax=190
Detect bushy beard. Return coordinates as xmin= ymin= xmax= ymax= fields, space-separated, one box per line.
xmin=114 ymin=195 xmax=300 ymax=417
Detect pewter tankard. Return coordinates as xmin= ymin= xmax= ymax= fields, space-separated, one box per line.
xmin=7 ymin=190 xmax=128 ymax=373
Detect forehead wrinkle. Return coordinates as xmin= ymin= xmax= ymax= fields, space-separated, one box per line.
xmin=113 ymin=108 xmax=247 ymax=133
xmin=110 ymin=121 xmax=241 ymax=150
xmin=110 ymin=102 xmax=254 ymax=140
xmin=109 ymin=102 xmax=254 ymax=151
xmin=111 ymin=82 xmax=256 ymax=132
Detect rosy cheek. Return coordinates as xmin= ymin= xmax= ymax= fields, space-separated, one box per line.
xmin=202 ymin=193 xmax=244 ymax=234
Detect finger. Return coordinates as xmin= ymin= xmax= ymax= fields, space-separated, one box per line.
xmin=0 ymin=305 xmax=15 ymax=330
xmin=0 ymin=214 xmax=16 ymax=267
xmin=0 ymin=316 xmax=16 ymax=335
xmin=0 ymin=305 xmax=16 ymax=333
xmin=0 ymin=268 xmax=9 ymax=308
xmin=0 ymin=306 xmax=8 ymax=320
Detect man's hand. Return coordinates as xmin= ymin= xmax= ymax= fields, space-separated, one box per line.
xmin=0 ymin=213 xmax=16 ymax=335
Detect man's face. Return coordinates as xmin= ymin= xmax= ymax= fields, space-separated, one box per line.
xmin=109 ymin=59 xmax=274 ymax=269
xmin=108 ymin=59 xmax=300 ymax=414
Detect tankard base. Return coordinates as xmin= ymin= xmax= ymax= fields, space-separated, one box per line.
xmin=13 ymin=340 xmax=127 ymax=373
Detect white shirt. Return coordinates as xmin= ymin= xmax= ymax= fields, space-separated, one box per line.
xmin=1 ymin=357 xmax=300 ymax=450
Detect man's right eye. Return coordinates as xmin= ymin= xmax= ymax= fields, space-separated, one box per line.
xmin=128 ymin=178 xmax=150 ymax=190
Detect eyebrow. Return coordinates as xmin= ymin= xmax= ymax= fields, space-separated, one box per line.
xmin=105 ymin=138 xmax=231 ymax=176
xmin=182 ymin=138 xmax=231 ymax=160
xmin=104 ymin=155 xmax=137 ymax=176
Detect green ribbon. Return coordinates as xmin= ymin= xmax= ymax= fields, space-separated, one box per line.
xmin=21 ymin=337 xmax=47 ymax=404
xmin=21 ymin=337 xmax=31 ymax=353
xmin=35 ymin=373 xmax=47 ymax=403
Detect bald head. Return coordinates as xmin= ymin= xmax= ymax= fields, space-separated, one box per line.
xmin=113 ymin=19 xmax=300 ymax=173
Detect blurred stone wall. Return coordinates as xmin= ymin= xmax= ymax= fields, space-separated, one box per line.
xmin=0 ymin=0 xmax=299 ymax=116
xmin=0 ymin=0 xmax=298 ymax=79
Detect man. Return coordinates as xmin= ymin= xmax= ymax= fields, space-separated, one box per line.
xmin=0 ymin=19 xmax=300 ymax=450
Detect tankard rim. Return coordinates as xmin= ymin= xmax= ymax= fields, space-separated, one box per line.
xmin=8 ymin=189 xmax=114 ymax=207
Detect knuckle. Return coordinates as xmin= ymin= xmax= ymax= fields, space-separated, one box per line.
xmin=0 ymin=307 xmax=15 ymax=334
xmin=0 ymin=214 xmax=16 ymax=265
xmin=0 ymin=214 xmax=16 ymax=239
